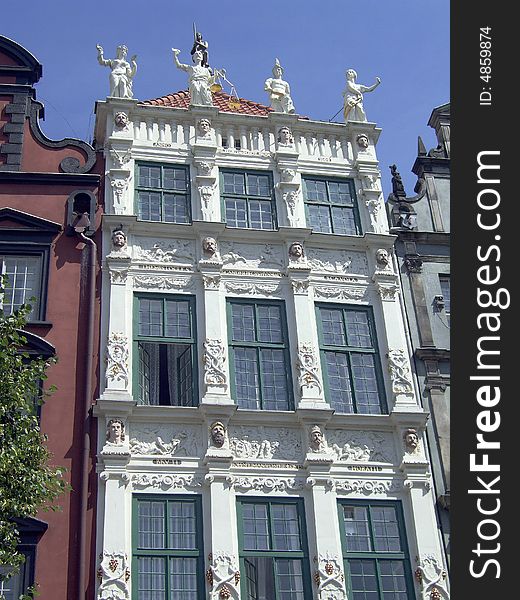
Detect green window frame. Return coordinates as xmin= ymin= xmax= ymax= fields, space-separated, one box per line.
xmin=135 ymin=162 xmax=191 ymax=223
xmin=338 ymin=500 xmax=414 ymax=600
xmin=302 ymin=176 xmax=361 ymax=235
xmin=220 ymin=169 xmax=277 ymax=230
xmin=227 ymin=299 xmax=293 ymax=411
xmin=237 ymin=498 xmax=311 ymax=600
xmin=133 ymin=294 xmax=198 ymax=406
xmin=132 ymin=495 xmax=204 ymax=600
xmin=316 ymin=304 xmax=386 ymax=414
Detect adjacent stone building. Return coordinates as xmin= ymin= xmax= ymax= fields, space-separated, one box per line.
xmin=93 ymin=40 xmax=449 ymax=600
xmin=386 ymin=103 xmax=451 ymax=562
xmin=0 ymin=35 xmax=101 ymax=600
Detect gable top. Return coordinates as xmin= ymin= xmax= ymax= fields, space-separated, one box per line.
xmin=0 ymin=35 xmax=42 ymax=85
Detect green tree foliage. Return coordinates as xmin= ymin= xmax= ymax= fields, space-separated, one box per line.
xmin=0 ymin=301 xmax=68 ymax=597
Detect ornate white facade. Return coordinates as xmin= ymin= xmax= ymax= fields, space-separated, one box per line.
xmin=93 ymin=85 xmax=448 ymax=599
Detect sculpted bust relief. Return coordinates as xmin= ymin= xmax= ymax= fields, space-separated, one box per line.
xmin=210 ymin=421 xmax=226 ymax=448
xmin=106 ymin=419 xmax=125 ymax=445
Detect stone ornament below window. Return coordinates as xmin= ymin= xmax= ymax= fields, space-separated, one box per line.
xmin=313 ymin=554 xmax=346 ymax=600
xmin=97 ymin=551 xmax=130 ymax=600
xmin=415 ymin=555 xmax=450 ymax=600
xmin=206 ymin=552 xmax=240 ymax=600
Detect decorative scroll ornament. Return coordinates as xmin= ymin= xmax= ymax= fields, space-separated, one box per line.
xmin=314 ymin=286 xmax=365 ymax=300
xmin=131 ymin=473 xmax=203 ymax=490
xmin=133 ymin=275 xmax=194 ymax=290
xmin=297 ymin=343 xmax=322 ymax=394
xmin=134 ymin=239 xmax=194 ymax=264
xmin=387 ymin=349 xmax=414 ymax=394
xmin=203 ymin=275 xmax=221 ymax=290
xmin=195 ymin=160 xmax=213 ymax=175
xmin=97 ymin=551 xmax=130 ymax=600
xmin=206 ymin=552 xmax=241 ymax=600
xmin=415 ymin=555 xmax=450 ymax=600
xmin=226 ymin=476 xmax=305 ymax=492
xmin=203 ymin=339 xmax=227 ymax=387
xmin=313 ymin=554 xmax=346 ymax=600
xmin=327 ymin=431 xmax=394 ymax=463
xmin=291 ymin=280 xmax=309 ymax=294
xmin=106 ymin=332 xmax=129 ymax=387
xmin=327 ymin=479 xmax=400 ymax=495
xmin=376 ymin=282 xmax=399 ymax=301
xmin=224 ymin=281 xmax=280 ymax=295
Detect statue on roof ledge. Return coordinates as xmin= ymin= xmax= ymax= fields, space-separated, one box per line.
xmin=172 ymin=46 xmax=216 ymax=107
xmin=342 ymin=68 xmax=380 ymax=123
xmin=191 ymin=29 xmax=210 ymax=68
xmin=96 ymin=44 xmax=137 ymax=99
xmin=264 ymin=58 xmax=295 ymax=114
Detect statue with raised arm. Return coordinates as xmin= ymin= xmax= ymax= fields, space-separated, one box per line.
xmin=264 ymin=58 xmax=295 ymax=114
xmin=172 ymin=47 xmax=215 ymax=107
xmin=343 ymin=69 xmax=381 ymax=123
xmin=96 ymin=44 xmax=137 ymax=99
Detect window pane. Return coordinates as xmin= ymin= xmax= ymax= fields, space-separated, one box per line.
xmin=345 ymin=312 xmax=372 ymax=348
xmin=164 ymin=300 xmax=191 ymax=338
xmin=139 ymin=298 xmax=163 ymax=336
xmin=328 ymin=181 xmax=353 ymax=205
xmin=138 ymin=556 xmax=166 ymax=600
xmin=275 ymin=559 xmax=305 ymax=600
xmin=247 ymin=173 xmax=271 ymax=197
xmin=325 ymin=352 xmax=354 ymax=413
xmin=331 ymin=206 xmax=357 ymax=235
xmin=440 ymin=276 xmax=451 ymax=316
xmin=234 ymin=348 xmax=261 ymax=409
xmin=320 ymin=308 xmax=346 ymax=346
xmin=260 ymin=349 xmax=289 ymax=410
xmin=178 ymin=346 xmax=194 ymax=407
xmin=163 ymin=194 xmax=189 ymax=224
xmin=371 ymin=507 xmax=402 ymax=552
xmin=271 ymin=504 xmax=301 ymax=551
xmin=351 ymin=354 xmax=381 ymax=415
xmin=343 ymin=506 xmax=371 ymax=552
xmin=249 ymin=199 xmax=274 ymax=230
xmin=223 ymin=172 xmax=245 ymax=194
xmin=379 ymin=560 xmax=409 ymax=599
xmin=257 ymin=305 xmax=282 ymax=343
xmin=138 ymin=191 xmax=162 ymax=221
xmin=169 ymin=558 xmax=198 ymax=599
xmin=138 ymin=501 xmax=165 ymax=548
xmin=307 ymin=204 xmax=332 ymax=233
xmin=305 ymin=180 xmax=328 ymax=202
xmin=242 ymin=504 xmax=270 ymax=550
xmin=138 ymin=342 xmax=152 ymax=405
xmin=163 ymin=167 xmax=187 ymax=191
xmin=1 ymin=255 xmax=42 ymax=317
xmin=348 ymin=560 xmax=379 ymax=600
xmin=139 ymin=165 xmax=161 ymax=188
xmin=226 ymin=198 xmax=248 ymax=228
xmin=169 ymin=501 xmax=196 ymax=549
xmin=231 ymin=304 xmax=256 ymax=342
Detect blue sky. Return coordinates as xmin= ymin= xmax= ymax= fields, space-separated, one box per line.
xmin=2 ymin=0 xmax=449 ymax=196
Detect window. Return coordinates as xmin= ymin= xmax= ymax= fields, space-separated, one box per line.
xmin=439 ymin=275 xmax=450 ymax=325
xmin=134 ymin=295 xmax=197 ymax=406
xmin=133 ymin=496 xmax=203 ymax=600
xmin=1 ymin=254 xmax=43 ymax=319
xmin=317 ymin=305 xmax=385 ymax=414
xmin=221 ymin=170 xmax=276 ymax=229
xmin=237 ymin=499 xmax=310 ymax=600
xmin=228 ymin=300 xmax=292 ymax=410
xmin=338 ymin=501 xmax=413 ymax=600
xmin=303 ymin=177 xmax=360 ymax=235
xmin=136 ymin=163 xmax=191 ymax=223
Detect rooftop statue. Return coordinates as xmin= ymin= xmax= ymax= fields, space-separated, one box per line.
xmin=191 ymin=29 xmax=210 ymax=68
xmin=172 ymin=46 xmax=217 ymax=107
xmin=96 ymin=44 xmax=137 ymax=99
xmin=264 ymin=58 xmax=295 ymax=114
xmin=343 ymin=68 xmax=380 ymax=122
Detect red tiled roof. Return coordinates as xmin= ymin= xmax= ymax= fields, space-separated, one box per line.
xmin=141 ymin=90 xmax=274 ymax=116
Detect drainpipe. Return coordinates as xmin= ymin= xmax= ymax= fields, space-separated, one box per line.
xmin=77 ymin=231 xmax=96 ymax=600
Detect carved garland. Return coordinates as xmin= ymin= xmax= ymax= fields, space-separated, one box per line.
xmin=204 ymin=339 xmax=227 ymax=387
xmin=131 ymin=474 xmax=203 ymax=490
xmin=106 ymin=332 xmax=129 ymax=387
xmin=297 ymin=343 xmax=322 ymax=394
xmin=387 ymin=349 xmax=414 ymax=394
xmin=225 ymin=476 xmax=305 ymax=492
xmin=97 ymin=551 xmax=130 ymax=600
